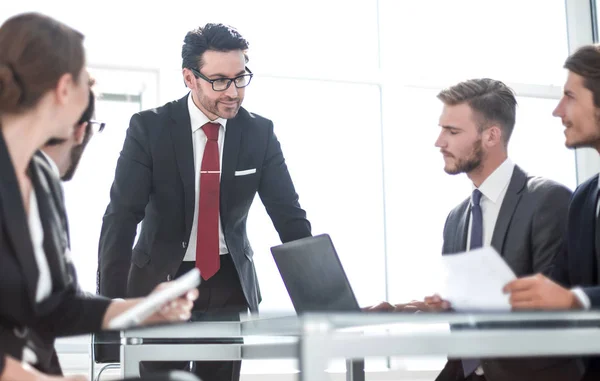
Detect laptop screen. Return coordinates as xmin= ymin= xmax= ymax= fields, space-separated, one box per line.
xmin=270 ymin=234 xmax=360 ymax=313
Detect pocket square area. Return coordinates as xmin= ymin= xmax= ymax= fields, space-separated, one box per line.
xmin=235 ymin=168 xmax=257 ymax=176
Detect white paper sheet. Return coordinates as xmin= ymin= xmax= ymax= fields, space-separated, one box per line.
xmin=439 ymin=247 xmax=516 ymax=311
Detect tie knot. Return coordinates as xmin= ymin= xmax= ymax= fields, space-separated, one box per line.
xmin=202 ymin=122 xmax=220 ymax=141
xmin=472 ymin=189 xmax=483 ymax=206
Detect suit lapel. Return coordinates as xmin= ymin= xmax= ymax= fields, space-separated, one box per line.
xmin=576 ymin=177 xmax=598 ymax=285
xmin=169 ymin=95 xmax=196 ymax=235
xmin=455 ymin=202 xmax=470 ymax=253
xmin=35 ymin=151 xmax=70 ymax=247
xmin=29 ymin=157 xmax=70 ymax=292
xmin=220 ymin=112 xmax=243 ymax=217
xmin=0 ymin=131 xmax=39 ymax=306
xmin=491 ymin=165 xmax=526 ymax=255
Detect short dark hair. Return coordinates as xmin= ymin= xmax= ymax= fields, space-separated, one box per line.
xmin=564 ymin=44 xmax=600 ymax=108
xmin=181 ymin=23 xmax=249 ymax=71
xmin=0 ymin=12 xmax=85 ymax=114
xmin=437 ymin=78 xmax=517 ymax=145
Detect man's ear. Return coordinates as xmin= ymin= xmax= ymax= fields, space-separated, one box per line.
xmin=483 ymin=125 xmax=503 ymax=148
xmin=183 ymin=68 xmax=197 ymax=90
xmin=74 ymin=122 xmax=88 ymax=144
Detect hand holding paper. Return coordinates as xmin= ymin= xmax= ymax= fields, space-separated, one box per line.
xmin=107 ymin=268 xmax=201 ymax=330
xmin=438 ymin=247 xmax=516 ymax=311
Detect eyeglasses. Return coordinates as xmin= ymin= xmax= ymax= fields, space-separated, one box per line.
xmin=88 ymin=120 xmax=106 ymax=133
xmin=189 ymin=67 xmax=253 ymax=91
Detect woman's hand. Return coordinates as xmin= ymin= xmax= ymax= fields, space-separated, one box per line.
xmin=101 ymin=285 xmax=199 ymax=329
xmin=142 ymin=283 xmax=199 ymax=325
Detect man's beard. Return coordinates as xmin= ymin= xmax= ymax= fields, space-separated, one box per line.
xmin=45 ymin=137 xmax=68 ymax=146
xmin=444 ymin=139 xmax=484 ymax=175
xmin=566 ymin=109 xmax=600 ymax=149
xmin=61 ymin=128 xmax=92 ymax=181
xmin=197 ymin=90 xmax=240 ymax=119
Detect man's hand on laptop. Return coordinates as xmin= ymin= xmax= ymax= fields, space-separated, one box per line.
xmin=375 ymin=295 xmax=451 ymax=313
xmin=362 ymin=301 xmax=397 ymax=312
xmin=422 ymin=294 xmax=451 ymax=312
xmin=363 ymin=298 xmax=446 ymax=313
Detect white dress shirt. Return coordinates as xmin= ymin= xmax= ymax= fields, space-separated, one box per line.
xmin=467 ymin=158 xmax=515 ymax=250
xmin=182 ymin=93 xmax=229 ymax=261
xmin=28 ymin=188 xmax=53 ymax=302
xmin=571 ymin=174 xmax=600 ymax=310
xmin=465 ymin=158 xmax=515 ymax=375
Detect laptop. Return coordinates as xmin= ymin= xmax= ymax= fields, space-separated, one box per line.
xmin=270 ymin=234 xmax=361 ymax=313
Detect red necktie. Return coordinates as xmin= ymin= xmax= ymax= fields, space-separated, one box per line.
xmin=196 ymin=122 xmax=221 ymax=280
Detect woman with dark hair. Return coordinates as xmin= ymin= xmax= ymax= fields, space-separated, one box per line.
xmin=0 ymin=12 xmax=198 ymax=381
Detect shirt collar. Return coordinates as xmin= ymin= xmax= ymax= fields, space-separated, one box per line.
xmin=474 ymin=158 xmax=515 ymax=204
xmin=187 ymin=92 xmax=227 ymax=133
xmin=39 ymin=150 xmax=61 ymax=178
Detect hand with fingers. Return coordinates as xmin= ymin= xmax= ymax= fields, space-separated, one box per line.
xmin=419 ymin=294 xmax=452 ymax=312
xmin=503 ymin=273 xmax=582 ymax=310
xmin=363 ymin=295 xmax=452 ymax=313
xmin=142 ymin=284 xmax=199 ymax=325
xmin=362 ymin=301 xmax=397 ymax=312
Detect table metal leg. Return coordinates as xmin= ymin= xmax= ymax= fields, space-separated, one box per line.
xmin=300 ymin=320 xmax=332 ymax=381
xmin=346 ymin=359 xmax=365 ymax=381
xmin=121 ymin=344 xmax=141 ymax=378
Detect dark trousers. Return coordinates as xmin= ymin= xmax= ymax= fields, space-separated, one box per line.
xmin=436 ymin=360 xmax=486 ymax=381
xmin=582 ymin=359 xmax=600 ymax=381
xmin=140 ymin=255 xmax=248 ymax=381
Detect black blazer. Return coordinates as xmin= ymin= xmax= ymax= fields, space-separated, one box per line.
xmin=35 ymin=151 xmax=95 ymax=375
xmin=553 ymin=175 xmax=600 ymax=301
xmin=552 ymin=174 xmax=600 ymax=376
xmin=98 ymin=94 xmax=311 ymax=311
xmin=439 ymin=165 xmax=584 ymax=381
xmin=0 ymin=132 xmax=110 ymax=373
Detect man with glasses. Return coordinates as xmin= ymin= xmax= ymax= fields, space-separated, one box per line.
xmin=41 ymin=90 xmax=105 ymax=181
xmin=40 ymin=88 xmax=105 ymax=272
xmin=38 ymin=89 xmax=104 ymax=375
xmin=98 ymin=23 xmax=311 ymax=381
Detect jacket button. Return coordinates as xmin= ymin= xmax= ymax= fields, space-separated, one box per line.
xmin=167 ymin=274 xmax=172 ymax=281
xmin=182 ymin=241 xmax=187 ymax=249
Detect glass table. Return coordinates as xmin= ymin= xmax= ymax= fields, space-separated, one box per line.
xmin=96 ymin=311 xmax=600 ymax=380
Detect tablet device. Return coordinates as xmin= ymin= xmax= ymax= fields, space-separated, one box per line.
xmin=108 ymin=268 xmax=201 ymax=330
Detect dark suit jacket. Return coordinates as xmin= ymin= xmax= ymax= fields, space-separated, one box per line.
xmin=552 ymin=174 xmax=600 ymax=377
xmin=35 ymin=150 xmax=96 ymax=375
xmin=35 ymin=151 xmax=88 ymax=292
xmin=0 ymin=132 xmax=111 ymax=374
xmin=440 ymin=165 xmax=584 ymax=381
xmin=553 ymin=175 xmax=600 ymax=301
xmin=98 ymin=94 xmax=311 ymax=311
